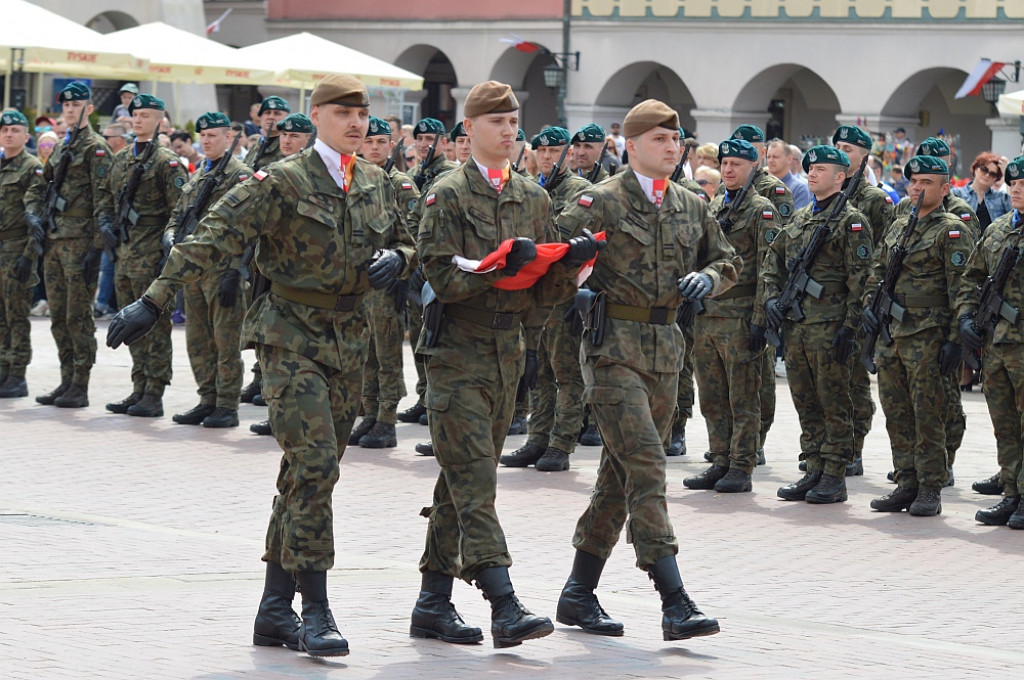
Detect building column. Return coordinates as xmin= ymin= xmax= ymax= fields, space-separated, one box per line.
xmin=987 ymin=115 xmax=1023 ymax=159
xmin=450 ymin=87 xmax=470 ymax=124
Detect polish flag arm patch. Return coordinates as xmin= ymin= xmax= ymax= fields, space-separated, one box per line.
xmin=775 ymin=186 xmax=786 ymax=195
xmin=169 ymin=160 xmax=179 ymax=167
xmin=253 ymin=170 xmax=268 ymax=181
xmin=401 ymin=181 xmax=413 ymax=190
xmin=960 ymin=213 xmax=971 ymax=221
xmin=578 ymin=194 xmax=594 ymax=207
xmin=425 ymin=193 xmax=436 ymax=206
xmin=850 ymin=223 xmax=863 ymax=232
xmin=762 ymin=210 xmax=774 ymax=220
xmin=949 ymin=230 xmax=961 ymax=238
xmin=95 ymin=149 xmax=106 ymax=156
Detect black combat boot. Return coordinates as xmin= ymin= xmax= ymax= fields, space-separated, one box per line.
xmin=0 ymin=376 xmax=28 ymax=398
xmin=666 ymin=421 xmax=686 ymax=456
xmin=756 ymin=448 xmax=766 ymax=466
xmin=805 ymin=473 xmax=848 ymax=504
xmin=535 ymin=447 xmax=570 ymax=472
xmin=172 ymin=403 xmax=216 ymax=425
xmin=409 ymin=571 xmax=484 ymax=644
xmin=499 ymin=443 xmax=546 ymax=468
xmin=777 ymin=471 xmax=823 ymax=501
xmin=105 ymin=391 xmax=142 ymax=414
xmin=507 ymin=415 xmax=528 ymax=436
xmin=713 ymin=468 xmax=752 ymax=493
xmin=359 ymin=421 xmax=397 ymax=448
xmin=203 ymin=407 xmax=239 ymax=428
xmin=347 ymin=417 xmax=376 ymax=445
xmin=975 ymin=495 xmax=1021 ymax=526
xmin=239 ymin=378 xmax=261 ymax=403
xmin=250 ymin=419 xmax=273 ymax=436
xmin=908 ymin=487 xmax=942 ymax=517
xmin=52 ymin=383 xmax=87 ymax=407
xmin=945 ymin=466 xmax=955 ymax=488
xmin=972 ymin=473 xmax=1003 ymax=496
xmin=870 ymin=486 xmax=917 ymax=512
xmin=683 ymin=465 xmax=729 ymax=490
xmin=37 ymin=381 xmax=70 ymax=405
xmin=556 ymin=550 xmax=623 ymax=636
xmin=253 ymin=561 xmax=300 ymax=649
xmin=415 ymin=441 xmax=434 ymax=456
xmin=475 ymin=566 xmax=553 ymax=648
xmin=798 ymin=460 xmax=807 ymax=472
xmin=127 ymin=394 xmax=163 ymax=417
xmin=846 ymin=457 xmax=864 ymax=476
xmin=397 ymin=402 xmax=426 ymax=423
xmin=578 ymin=423 xmax=602 ymax=447
xmin=1008 ymin=497 xmax=1024 ymax=530
xmin=293 ymin=571 xmax=349 ymax=657
xmin=251 ymin=393 xmax=267 ymax=407
xmin=647 ymin=556 xmax=720 ymax=641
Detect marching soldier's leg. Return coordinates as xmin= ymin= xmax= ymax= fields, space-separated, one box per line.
xmin=903 ymin=332 xmax=949 ymax=515
xmin=205 ymin=273 xmax=244 ymax=427
xmin=542 ymin=311 xmax=587 ymax=471
xmin=0 ymin=250 xmax=35 ymax=398
xmin=106 ymin=269 xmax=145 ymax=414
xmin=360 ymin=293 xmax=405 ymax=448
xmin=778 ymin=325 xmax=826 ymax=500
xmin=974 ymin=346 xmax=1024 ymax=526
xmin=847 ymin=348 xmax=874 ymax=476
xmin=805 ymin=325 xmax=853 ymax=504
xmin=398 ymin=301 xmax=428 ymax=423
xmin=174 ymin=278 xmax=217 ymax=425
xmin=125 ymin=275 xmax=172 ymax=417
xmin=502 ymin=328 xmax=552 ymax=468
xmin=757 ymin=348 xmax=775 ymax=463
xmin=686 ymin=321 xmax=733 ymax=489
xmin=37 ymin=241 xmax=74 ymax=403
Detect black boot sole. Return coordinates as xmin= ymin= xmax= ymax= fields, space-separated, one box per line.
xmin=805 ymin=492 xmax=848 ymax=504
xmin=663 ymin=619 xmax=721 ymax=641
xmin=409 ymin=624 xmax=484 ymax=644
xmin=298 ymin=639 xmax=349 ymax=657
xmin=555 ymin=613 xmax=624 ymax=636
xmin=492 ymin=620 xmax=554 ymax=648
xmin=252 ymin=632 xmax=300 ymax=650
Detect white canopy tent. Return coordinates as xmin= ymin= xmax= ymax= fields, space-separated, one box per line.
xmin=997 ymin=88 xmax=1024 ymax=117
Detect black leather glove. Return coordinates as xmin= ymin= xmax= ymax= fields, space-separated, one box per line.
xmin=831 ymin=325 xmax=856 ymax=363
xmin=161 ymin=230 xmax=175 ymax=259
xmin=368 ymin=249 xmax=403 ymax=290
xmin=678 ymin=272 xmax=713 ymax=301
xmin=107 ymin=296 xmax=162 ymax=349
xmin=217 ymin=269 xmax=241 ymax=308
xmin=860 ymin=306 xmax=880 ymax=336
xmin=408 ymin=265 xmax=425 ymax=293
xmin=515 ymin=349 xmax=539 ymax=404
xmin=749 ymin=323 xmax=767 ymax=353
xmin=562 ymin=228 xmax=604 ymax=267
xmin=564 ymin=299 xmax=584 ymax=337
xmin=502 ymin=237 xmax=537 ymax=276
xmin=938 ymin=341 xmax=962 ymax=375
xmin=98 ymin=214 xmax=119 ymax=252
xmin=25 ymin=212 xmax=45 ymax=251
xmin=388 ymin=277 xmax=408 ymax=310
xmin=958 ymin=316 xmax=985 ymax=354
xmin=765 ymin=297 xmax=784 ymax=329
xmin=81 ymin=247 xmax=103 ymax=284
xmin=13 ymin=255 xmax=34 ymax=284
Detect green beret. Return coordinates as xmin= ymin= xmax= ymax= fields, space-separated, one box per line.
xmin=916 ymin=137 xmax=950 ymax=158
xmin=258 ymin=96 xmax=290 ymax=115
xmin=58 ymin=81 xmax=91 ymax=102
xmin=516 ymin=128 xmax=525 ymax=142
xmin=802 ymin=144 xmax=850 ymax=173
xmin=366 ymin=116 xmax=391 ymax=138
xmin=1004 ymin=155 xmax=1024 ymax=183
xmin=195 ymin=112 xmax=230 ymax=131
xmin=0 ymin=109 xmax=29 ymax=128
xmin=731 ymin=124 xmax=765 ymax=144
xmin=904 ymin=155 xmax=949 ymax=178
xmin=448 ymin=121 xmax=466 ymax=142
xmin=531 ymin=127 xmax=570 ymax=149
xmin=718 ymin=139 xmax=758 ymax=162
xmin=832 ymin=125 xmax=872 ymax=150
xmin=679 ymin=127 xmax=693 ymax=140
xmin=572 ymin=123 xmax=605 ymax=144
xmin=277 ymin=113 xmax=313 ymax=134
xmin=127 ymin=94 xmax=165 ymax=114
xmin=118 ymin=83 xmax=139 ymax=95
xmin=414 ymin=118 xmax=445 ymax=138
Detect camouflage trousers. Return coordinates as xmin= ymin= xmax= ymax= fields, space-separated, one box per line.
xmin=876 ymin=327 xmax=950 ymax=490
xmin=849 ymin=342 xmax=876 ymax=454
xmin=406 ymin=300 xmax=426 ymax=404
xmin=258 ymin=342 xmax=363 ymax=572
xmin=783 ymin=321 xmax=855 ymax=477
xmin=981 ymin=343 xmax=1024 ymax=496
xmin=573 ymin=358 xmax=678 ymax=569
xmin=0 ymin=246 xmax=37 ymax=377
xmin=183 ymin=272 xmax=244 ymax=409
xmin=526 ymin=302 xmax=585 ymax=453
xmin=114 ymin=271 xmax=172 ymax=397
xmin=673 ymin=322 xmax=694 ymax=427
xmin=694 ymin=316 xmax=764 ymax=473
xmin=42 ymin=237 xmax=96 ymax=387
xmin=944 ymin=367 xmax=967 ymax=465
xmin=361 ymin=289 xmax=407 ymax=423
xmin=759 ymin=349 xmax=776 ymax=447
xmin=419 ymin=355 xmax=517 ymax=582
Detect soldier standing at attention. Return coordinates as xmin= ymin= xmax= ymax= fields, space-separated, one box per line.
xmin=104 ymin=94 xmax=187 ymax=418
xmin=571 ymin=124 xmax=609 ymax=183
xmin=554 ymin=100 xmax=738 ymax=641
xmin=107 ymin=74 xmax=414 ymax=657
xmin=29 ymin=82 xmax=116 ymax=408
xmin=410 ymin=81 xmax=592 ymax=648
xmin=764 ymin=145 xmax=873 ymax=505
xmin=244 ymin=95 xmax=290 ymax=172
xmin=450 ymin=122 xmax=471 ymax=165
xmin=683 ymin=139 xmax=780 ymax=493
xmin=166 ymin=112 xmax=250 ymax=429
xmin=864 ymin=155 xmax=975 ymax=517
xmin=0 ymin=110 xmax=45 ymax=399
xmin=276 ymin=113 xmax=313 ymax=157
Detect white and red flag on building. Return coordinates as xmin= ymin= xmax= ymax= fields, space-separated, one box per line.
xmin=206 ymin=8 xmax=232 ymax=35
xmin=955 ymin=58 xmax=1005 ymax=99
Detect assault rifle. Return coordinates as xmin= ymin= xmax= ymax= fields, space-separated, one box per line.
xmin=765 ymin=154 xmax=869 ymax=347
xmin=39 ymin=106 xmax=87 ymax=232
xmin=113 ymin=138 xmax=158 ymax=244
xmin=170 ymin=133 xmax=241 ymax=247
xmin=543 ymin=142 xmax=572 ymax=195
xmin=717 ymin=163 xmax=757 ymax=233
xmin=413 ymin=137 xmax=438 ymax=190
xmin=860 ymin=191 xmax=925 ymax=374
xmin=384 ymin=140 xmax=403 ymax=174
xmin=963 ymin=220 xmax=1024 ymax=370
xmin=587 ymin=146 xmax=607 ymax=183
xmin=511 ymin=144 xmax=526 ymax=174
xmin=670 ymin=144 xmax=691 ymax=183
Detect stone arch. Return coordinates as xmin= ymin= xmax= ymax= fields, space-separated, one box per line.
xmin=732 ymin=64 xmax=841 ymax=145
xmin=85 ymin=10 xmax=138 ymax=34
xmin=395 ymin=44 xmax=458 ymax=129
xmin=489 ymin=46 xmax=559 ymax=134
xmin=596 ymin=62 xmax=696 ymax=133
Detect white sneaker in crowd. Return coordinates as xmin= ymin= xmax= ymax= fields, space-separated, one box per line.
xmin=30 ymin=300 xmax=49 ymax=317
xmin=774 ymin=357 xmax=787 ymax=378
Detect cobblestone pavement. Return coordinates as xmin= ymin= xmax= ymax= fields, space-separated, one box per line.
xmin=2 ymin=318 xmax=1021 ymax=679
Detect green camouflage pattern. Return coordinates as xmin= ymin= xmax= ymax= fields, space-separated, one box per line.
xmin=718 ymin=167 xmax=795 ymax=221
xmin=164 ymin=154 xmax=251 ymax=254
xmin=673 ymin=175 xmax=709 ymax=202
xmin=244 ymin=134 xmax=285 ymax=172
xmin=979 ymin=343 xmax=1024 ymax=496
xmin=850 ymin=180 xmax=895 ymax=246
xmin=895 ymin=193 xmax=980 ymax=240
xmin=955 ymin=211 xmax=1024 ymax=345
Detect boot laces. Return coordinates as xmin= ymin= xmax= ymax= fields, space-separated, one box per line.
xmin=311 ymin=601 xmax=340 ymax=635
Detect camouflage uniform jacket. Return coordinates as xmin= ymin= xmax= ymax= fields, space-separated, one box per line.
xmin=0 ymin=151 xmax=44 ymax=258
xmin=674 ymin=175 xmax=709 ymax=202
xmin=577 ymin=163 xmax=608 ymax=183
xmin=849 ymin=180 xmax=895 ymax=246
xmin=956 ymin=210 xmax=1023 ymax=345
xmin=388 ymin=167 xmax=420 ymax=228
xmin=762 ymin=198 xmax=873 ymax=329
xmin=409 ymin=155 xmax=459 ymax=226
xmin=108 ymin=142 xmax=187 ymax=277
xmin=147 ymin=148 xmax=416 ymax=372
xmin=720 ymin=167 xmax=794 ymax=221
xmin=244 ymin=134 xmax=284 ymax=172
xmin=556 ymin=168 xmax=741 ymax=374
xmin=547 ymin=171 xmax=590 ymax=229
xmin=896 ymin=193 xmax=980 ymax=239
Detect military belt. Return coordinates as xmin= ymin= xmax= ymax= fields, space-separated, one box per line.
xmin=134 ymin=215 xmax=169 ymax=227
xmin=270 ymin=281 xmax=362 ymax=312
xmin=894 ymin=293 xmax=948 ymax=308
xmin=445 ymin=303 xmax=521 ymax=330
xmin=0 ymin=226 xmax=28 ymax=240
xmin=606 ymin=303 xmax=676 ymax=325
xmin=60 ymin=209 xmax=92 ymax=219
xmin=714 ymin=283 xmax=757 ymax=301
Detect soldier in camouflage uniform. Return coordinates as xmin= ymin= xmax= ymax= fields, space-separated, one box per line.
xmin=683 ymin=139 xmax=780 ymax=493
xmin=104 ymin=94 xmax=187 ymax=418
xmin=555 ymin=100 xmax=737 ymax=642
xmin=571 ymin=124 xmax=609 ymax=183
xmin=166 ymin=112 xmax=250 ymax=429
xmin=348 ymin=116 xmax=420 ymax=449
xmin=411 ymin=82 xmax=587 ymax=649
xmin=958 ymin=156 xmax=1024 ymax=528
xmin=499 ymin=126 xmax=590 ymax=472
xmin=864 ymin=155 xmax=976 ymax=517
xmin=764 ymin=145 xmax=873 ymax=505
xmin=108 ymin=75 xmax=415 ymax=657
xmin=0 ymin=110 xmax=45 ymax=399
xmin=276 ymin=112 xmax=313 ymax=157
xmin=450 ymin=121 xmax=471 ymax=165
xmin=27 ymin=82 xmax=116 ymax=408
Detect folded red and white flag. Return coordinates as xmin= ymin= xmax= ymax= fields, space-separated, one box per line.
xmin=451 ymin=232 xmax=607 ymax=290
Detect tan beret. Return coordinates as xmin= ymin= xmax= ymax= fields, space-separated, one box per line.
xmin=311 ymin=74 xmax=369 ymax=108
xmin=622 ymin=99 xmax=679 ymax=138
xmin=464 ymin=81 xmax=519 ymax=118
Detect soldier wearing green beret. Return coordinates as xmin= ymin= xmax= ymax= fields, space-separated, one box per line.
xmin=764 ymin=145 xmax=873 ymax=505
xmin=0 ymin=110 xmax=46 ymax=398
xmin=571 ymin=123 xmax=609 ymax=182
xmin=103 ymin=94 xmax=187 ymax=418
xmin=244 ymin=95 xmax=291 ymax=172
xmin=683 ymin=139 xmax=781 ymax=493
xmin=864 ymin=155 xmax=975 ymax=517
xmin=449 ymin=121 xmax=471 ymax=165
xmin=165 ymin=111 xmax=251 ymax=428
xmin=107 ymin=73 xmax=415 ymax=657
xmin=957 ymin=156 xmax=1024 ymax=529
xmin=277 ymin=113 xmax=313 ymax=157
xmin=500 ymin=126 xmax=591 ymax=472
xmin=27 ymin=81 xmax=116 ymax=408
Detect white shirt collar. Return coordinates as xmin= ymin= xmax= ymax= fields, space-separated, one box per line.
xmin=632 ymin=169 xmax=665 ymax=206
xmin=314 ymin=138 xmax=347 ymax=190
